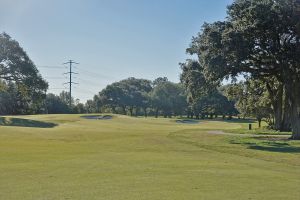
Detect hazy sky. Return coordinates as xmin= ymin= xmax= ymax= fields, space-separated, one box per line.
xmin=0 ymin=0 xmax=232 ymax=102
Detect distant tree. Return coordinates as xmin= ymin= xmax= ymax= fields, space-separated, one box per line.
xmin=85 ymin=99 xmax=97 ymax=113
xmin=96 ymin=77 xmax=152 ymax=116
xmin=150 ymin=81 xmax=187 ymax=118
xmin=73 ymin=103 xmax=86 ymax=114
xmin=152 ymin=77 xmax=168 ymax=87
xmin=0 ymin=81 xmax=14 ymax=114
xmin=225 ymin=80 xmax=273 ymax=127
xmin=59 ymin=91 xmax=74 ymax=107
xmin=46 ymin=93 xmax=70 ymax=114
xmin=180 ymin=60 xmax=235 ymax=119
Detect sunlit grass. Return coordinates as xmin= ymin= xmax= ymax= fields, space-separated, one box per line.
xmin=0 ymin=114 xmax=299 ymax=199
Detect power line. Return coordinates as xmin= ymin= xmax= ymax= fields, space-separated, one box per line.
xmin=63 ymin=60 xmax=79 ymax=106
xmin=38 ymin=63 xmax=107 ymax=102
xmin=45 ymin=76 xmax=65 ymax=79
xmin=76 ymin=77 xmax=103 ymax=87
xmin=49 ymin=87 xmax=67 ymax=90
xmin=37 ymin=65 xmax=66 ymax=69
xmin=76 ymin=89 xmax=95 ymax=95
xmin=77 ymin=68 xmax=114 ymax=80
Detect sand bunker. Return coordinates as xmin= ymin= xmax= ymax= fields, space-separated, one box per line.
xmin=80 ymin=115 xmax=113 ymax=120
xmin=176 ymin=119 xmax=199 ymax=124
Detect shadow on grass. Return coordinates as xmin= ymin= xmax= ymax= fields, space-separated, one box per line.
xmin=177 ymin=117 xmax=256 ymax=124
xmin=0 ymin=117 xmax=57 ymax=128
xmin=230 ymin=137 xmax=300 ymax=153
xmin=215 ymin=118 xmax=256 ymax=124
xmin=248 ymin=143 xmax=300 ymax=153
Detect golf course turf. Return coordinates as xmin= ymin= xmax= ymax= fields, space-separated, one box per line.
xmin=0 ymin=114 xmax=299 ymax=200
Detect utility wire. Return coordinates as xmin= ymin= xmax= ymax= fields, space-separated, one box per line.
xmin=77 ymin=68 xmax=114 ymax=80
xmin=76 ymin=90 xmax=95 ymax=95
xmin=45 ymin=76 xmax=65 ymax=79
xmin=49 ymin=87 xmax=67 ymax=90
xmin=76 ymin=77 xmax=102 ymax=87
xmin=37 ymin=65 xmax=66 ymax=69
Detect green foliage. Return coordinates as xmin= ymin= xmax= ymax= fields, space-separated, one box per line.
xmin=96 ymin=77 xmax=152 ymax=115
xmin=46 ymin=93 xmax=71 ymax=114
xmin=0 ymin=33 xmax=48 ymax=114
xmin=150 ymin=81 xmax=187 ymax=117
xmin=180 ymin=60 xmax=236 ymax=118
xmin=187 ymin=0 xmax=300 ymax=138
xmin=225 ymin=79 xmax=273 ymax=124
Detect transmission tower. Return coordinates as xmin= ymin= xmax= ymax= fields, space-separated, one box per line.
xmin=63 ymin=60 xmax=78 ymax=106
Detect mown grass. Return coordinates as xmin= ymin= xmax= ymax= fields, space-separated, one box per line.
xmin=0 ymin=114 xmax=299 ymax=200
xmin=221 ymin=119 xmax=292 ymax=135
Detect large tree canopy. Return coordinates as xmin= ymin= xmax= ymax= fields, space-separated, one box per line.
xmin=97 ymin=77 xmax=152 ymax=116
xmin=0 ymin=33 xmax=46 ymax=85
xmin=0 ymin=33 xmax=48 ymax=114
xmin=150 ymin=80 xmax=187 ymax=117
xmin=187 ymin=0 xmax=300 ymax=139
xmin=180 ymin=60 xmax=236 ymax=119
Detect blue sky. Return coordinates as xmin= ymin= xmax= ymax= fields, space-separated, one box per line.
xmin=0 ymin=0 xmax=233 ymax=102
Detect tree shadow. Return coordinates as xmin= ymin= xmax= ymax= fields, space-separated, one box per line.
xmin=178 ymin=117 xmax=256 ymax=124
xmin=217 ymin=118 xmax=256 ymax=124
xmin=230 ymin=138 xmax=300 ymax=153
xmin=0 ymin=117 xmax=57 ymax=128
xmin=248 ymin=143 xmax=300 ymax=153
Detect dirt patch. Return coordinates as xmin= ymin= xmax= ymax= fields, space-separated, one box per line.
xmin=80 ymin=115 xmax=113 ymax=120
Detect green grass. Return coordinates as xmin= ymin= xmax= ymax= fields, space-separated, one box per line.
xmin=0 ymin=114 xmax=299 ymax=200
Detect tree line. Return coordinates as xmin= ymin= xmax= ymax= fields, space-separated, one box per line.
xmin=83 ymin=76 xmax=236 ymax=119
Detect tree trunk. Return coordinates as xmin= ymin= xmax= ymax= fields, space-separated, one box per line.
xmin=285 ymin=80 xmax=300 ymax=139
xmin=155 ymin=108 xmax=159 ymax=118
xmin=274 ymin=105 xmax=282 ymax=130
xmin=143 ymin=108 xmax=147 ymax=117
xmin=258 ymin=118 xmax=262 ymax=128
xmin=122 ymin=106 xmax=126 ymax=115
xmin=266 ymin=83 xmax=283 ymax=131
xmin=129 ymin=107 xmax=133 ymax=116
xmin=112 ymin=106 xmax=116 ymax=114
xmin=281 ymin=93 xmax=291 ymax=131
xmin=290 ymin=100 xmax=300 ymax=140
xmin=163 ymin=112 xmax=167 ymax=118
